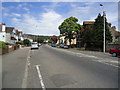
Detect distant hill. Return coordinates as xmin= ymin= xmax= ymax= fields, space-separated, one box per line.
xmin=26 ymin=34 xmax=50 ymax=40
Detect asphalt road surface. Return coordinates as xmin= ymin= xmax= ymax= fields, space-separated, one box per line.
xmin=2 ymin=45 xmax=119 ymax=89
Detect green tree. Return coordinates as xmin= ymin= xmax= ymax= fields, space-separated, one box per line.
xmin=58 ymin=16 xmax=81 ymax=46
xmin=23 ymin=39 xmax=31 ymax=46
xmin=48 ymin=40 xmax=52 ymax=43
xmin=82 ymin=28 xmax=94 ymax=46
xmin=82 ymin=13 xmax=112 ymax=50
xmin=93 ymin=13 xmax=112 ymax=46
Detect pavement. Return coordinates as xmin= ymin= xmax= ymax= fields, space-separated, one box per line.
xmin=2 ymin=45 xmax=119 ymax=89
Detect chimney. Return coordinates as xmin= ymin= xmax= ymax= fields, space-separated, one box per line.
xmin=108 ymin=23 xmax=111 ymax=27
xmin=2 ymin=23 xmax=6 ymax=32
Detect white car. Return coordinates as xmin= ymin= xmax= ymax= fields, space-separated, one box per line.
xmin=31 ymin=42 xmax=39 ymax=50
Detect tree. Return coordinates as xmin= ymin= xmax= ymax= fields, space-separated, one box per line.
xmin=82 ymin=28 xmax=94 ymax=46
xmin=58 ymin=16 xmax=81 ymax=46
xmin=93 ymin=13 xmax=112 ymax=46
xmin=48 ymin=40 xmax=52 ymax=43
xmin=23 ymin=39 xmax=31 ymax=46
xmin=82 ymin=13 xmax=112 ymax=51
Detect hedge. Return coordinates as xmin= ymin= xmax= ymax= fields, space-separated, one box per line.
xmin=0 ymin=41 xmax=6 ymax=49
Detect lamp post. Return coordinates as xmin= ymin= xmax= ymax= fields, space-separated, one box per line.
xmin=103 ymin=11 xmax=106 ymax=53
xmin=100 ymin=4 xmax=106 ymax=53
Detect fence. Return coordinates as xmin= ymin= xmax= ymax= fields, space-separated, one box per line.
xmin=0 ymin=44 xmax=19 ymax=55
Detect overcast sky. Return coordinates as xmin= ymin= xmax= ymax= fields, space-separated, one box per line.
xmin=2 ymin=1 xmax=119 ymax=36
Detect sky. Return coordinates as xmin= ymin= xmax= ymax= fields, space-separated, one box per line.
xmin=1 ymin=1 xmax=119 ymax=36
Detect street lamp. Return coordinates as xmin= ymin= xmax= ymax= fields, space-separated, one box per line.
xmin=100 ymin=4 xmax=106 ymax=53
xmin=103 ymin=11 xmax=106 ymax=53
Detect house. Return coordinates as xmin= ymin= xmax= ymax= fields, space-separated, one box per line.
xmin=0 ymin=23 xmax=6 ymax=42
xmin=0 ymin=23 xmax=25 ymax=44
xmin=23 ymin=34 xmax=33 ymax=42
xmin=0 ymin=23 xmax=16 ymax=44
xmin=50 ymin=35 xmax=58 ymax=43
xmin=57 ymin=35 xmax=65 ymax=44
xmin=57 ymin=34 xmax=77 ymax=46
xmin=108 ymin=23 xmax=120 ymax=44
xmin=6 ymin=27 xmax=16 ymax=44
xmin=76 ymin=21 xmax=95 ymax=48
xmin=15 ymin=30 xmax=23 ymax=42
xmin=83 ymin=21 xmax=95 ymax=30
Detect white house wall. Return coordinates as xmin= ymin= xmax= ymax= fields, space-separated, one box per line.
xmin=5 ymin=33 xmax=11 ymax=43
xmin=66 ymin=38 xmax=76 ymax=45
xmin=0 ymin=32 xmax=6 ymax=42
xmin=2 ymin=25 xmax=5 ymax=32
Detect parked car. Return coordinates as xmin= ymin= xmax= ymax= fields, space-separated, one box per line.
xmin=31 ymin=42 xmax=39 ymax=50
xmin=109 ymin=47 xmax=120 ymax=57
xmin=59 ymin=44 xmax=64 ymax=48
xmin=38 ymin=43 xmax=42 ymax=47
xmin=51 ymin=43 xmax=56 ymax=47
xmin=64 ymin=45 xmax=69 ymax=49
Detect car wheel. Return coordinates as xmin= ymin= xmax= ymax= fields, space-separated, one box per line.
xmin=112 ymin=53 xmax=117 ymax=57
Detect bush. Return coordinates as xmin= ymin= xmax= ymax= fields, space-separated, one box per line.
xmin=0 ymin=41 xmax=6 ymax=49
xmin=16 ymin=42 xmax=23 ymax=45
xmin=23 ymin=39 xmax=31 ymax=46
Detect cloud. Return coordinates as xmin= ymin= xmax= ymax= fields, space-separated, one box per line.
xmin=12 ymin=18 xmax=21 ymax=22
xmin=64 ymin=2 xmax=118 ymax=29
xmin=22 ymin=7 xmax=30 ymax=13
xmin=3 ymin=2 xmax=119 ymax=34
xmin=11 ymin=10 xmax=64 ymax=36
xmin=3 ymin=12 xmax=21 ymax=17
xmin=65 ymin=3 xmax=97 ymax=24
xmin=12 ymin=13 xmax=21 ymax=17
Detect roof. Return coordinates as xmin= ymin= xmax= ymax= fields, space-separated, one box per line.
xmin=15 ymin=30 xmax=23 ymax=35
xmin=0 ymin=23 xmax=6 ymax=26
xmin=23 ymin=34 xmax=32 ymax=39
xmin=83 ymin=21 xmax=95 ymax=25
xmin=5 ymin=27 xmax=14 ymax=33
xmin=0 ymin=26 xmax=2 ymax=32
xmin=23 ymin=34 xmax=29 ymax=37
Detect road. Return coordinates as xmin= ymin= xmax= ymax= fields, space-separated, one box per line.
xmin=2 ymin=45 xmax=119 ymax=89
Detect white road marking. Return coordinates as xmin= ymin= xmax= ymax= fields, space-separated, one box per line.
xmin=35 ymin=65 xmax=46 ymax=90
xmin=22 ymin=50 xmax=31 ymax=88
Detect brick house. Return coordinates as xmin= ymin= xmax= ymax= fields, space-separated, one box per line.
xmin=76 ymin=21 xmax=95 ymax=48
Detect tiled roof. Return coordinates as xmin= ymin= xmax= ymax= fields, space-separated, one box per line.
xmin=83 ymin=21 xmax=95 ymax=25
xmin=15 ymin=30 xmax=22 ymax=35
xmin=5 ymin=27 xmax=14 ymax=33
